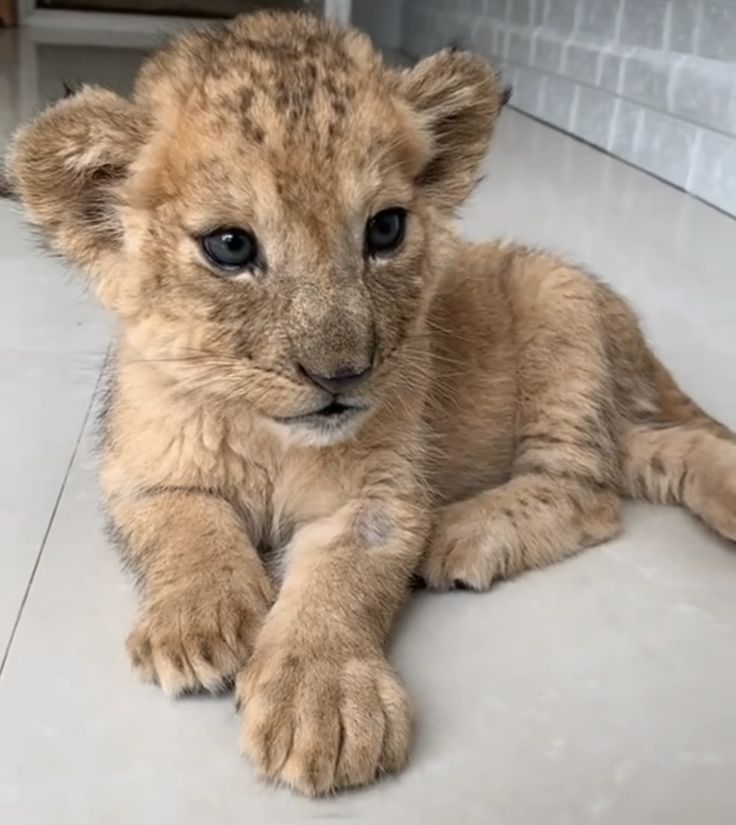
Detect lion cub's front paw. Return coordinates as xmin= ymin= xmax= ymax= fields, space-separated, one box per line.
xmin=127 ymin=573 xmax=272 ymax=696
xmin=237 ymin=646 xmax=412 ymax=796
xmin=423 ymin=501 xmax=508 ymax=591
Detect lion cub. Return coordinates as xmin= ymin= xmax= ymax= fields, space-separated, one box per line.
xmin=6 ymin=11 xmax=735 ymax=796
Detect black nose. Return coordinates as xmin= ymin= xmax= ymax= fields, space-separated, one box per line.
xmin=299 ymin=363 xmax=372 ymax=395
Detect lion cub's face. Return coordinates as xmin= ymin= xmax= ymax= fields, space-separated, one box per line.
xmin=8 ymin=13 xmax=504 ymax=446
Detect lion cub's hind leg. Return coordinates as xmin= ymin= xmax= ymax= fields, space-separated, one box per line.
xmin=424 ymin=477 xmax=621 ymax=590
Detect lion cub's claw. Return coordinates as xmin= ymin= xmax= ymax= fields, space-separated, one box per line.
xmin=127 ymin=579 xmax=269 ymax=696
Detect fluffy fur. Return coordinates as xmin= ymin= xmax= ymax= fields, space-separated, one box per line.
xmin=6 ymin=11 xmax=735 ymax=796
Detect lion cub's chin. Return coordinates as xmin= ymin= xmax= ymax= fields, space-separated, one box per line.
xmin=263 ymin=407 xmax=371 ymax=449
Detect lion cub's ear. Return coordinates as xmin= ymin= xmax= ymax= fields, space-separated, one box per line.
xmin=6 ymin=86 xmax=148 ymax=277
xmin=400 ymin=50 xmax=504 ymax=211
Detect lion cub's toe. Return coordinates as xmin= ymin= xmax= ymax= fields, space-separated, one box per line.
xmin=127 ymin=576 xmax=270 ymax=696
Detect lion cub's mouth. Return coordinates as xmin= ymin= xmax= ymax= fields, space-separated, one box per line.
xmin=314 ymin=400 xmax=353 ymax=418
xmin=276 ymin=400 xmax=367 ymax=425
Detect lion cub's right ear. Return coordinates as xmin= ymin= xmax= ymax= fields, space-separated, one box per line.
xmin=6 ymin=86 xmax=148 ymax=278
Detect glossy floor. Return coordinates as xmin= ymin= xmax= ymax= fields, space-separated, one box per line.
xmin=1 ymin=28 xmax=736 ymax=825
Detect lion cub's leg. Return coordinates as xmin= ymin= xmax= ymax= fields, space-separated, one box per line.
xmin=237 ymin=477 xmax=428 ymax=796
xmin=111 ymin=489 xmax=274 ymax=695
xmin=424 ymin=477 xmax=621 ymax=590
xmin=424 ymin=253 xmax=623 ymax=590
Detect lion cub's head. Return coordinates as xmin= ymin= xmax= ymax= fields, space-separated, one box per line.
xmin=7 ymin=12 xmax=504 ymax=446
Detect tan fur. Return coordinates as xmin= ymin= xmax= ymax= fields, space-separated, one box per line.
xmin=5 ymin=12 xmax=734 ymax=796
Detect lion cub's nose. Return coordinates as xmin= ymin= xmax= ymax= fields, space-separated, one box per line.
xmin=299 ymin=363 xmax=372 ymax=395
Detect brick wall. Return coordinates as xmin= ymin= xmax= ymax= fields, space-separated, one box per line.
xmin=401 ymin=0 xmax=736 ymax=216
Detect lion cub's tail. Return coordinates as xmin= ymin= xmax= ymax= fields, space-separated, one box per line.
xmin=622 ymin=363 xmax=736 ymax=542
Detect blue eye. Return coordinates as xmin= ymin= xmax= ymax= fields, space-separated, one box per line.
xmin=365 ymin=208 xmax=407 ymax=256
xmin=201 ymin=228 xmax=258 ymax=273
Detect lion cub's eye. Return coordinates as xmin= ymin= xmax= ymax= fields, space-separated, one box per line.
xmin=365 ymin=208 xmax=407 ymax=256
xmin=200 ymin=228 xmax=258 ymax=273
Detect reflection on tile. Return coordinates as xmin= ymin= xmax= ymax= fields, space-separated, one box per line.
xmin=0 ymin=148 xmax=108 ymax=662
xmin=0 ymin=351 xmax=100 ymax=658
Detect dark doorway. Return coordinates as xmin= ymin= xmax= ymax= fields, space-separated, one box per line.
xmin=37 ymin=1 xmax=309 ymax=18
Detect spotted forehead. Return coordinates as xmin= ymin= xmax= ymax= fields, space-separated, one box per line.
xmin=138 ymin=15 xmax=394 ymax=155
xmin=133 ymin=15 xmax=418 ymax=215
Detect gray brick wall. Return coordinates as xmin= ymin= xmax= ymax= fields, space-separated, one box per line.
xmin=401 ymin=0 xmax=736 ymax=216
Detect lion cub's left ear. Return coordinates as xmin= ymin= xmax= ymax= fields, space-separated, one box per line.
xmin=400 ymin=49 xmax=505 ymax=211
xmin=5 ymin=86 xmax=147 ymax=277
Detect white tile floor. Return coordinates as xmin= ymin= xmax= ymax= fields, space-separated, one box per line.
xmin=1 ymin=28 xmax=736 ymax=825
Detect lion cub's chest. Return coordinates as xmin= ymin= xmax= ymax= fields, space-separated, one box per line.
xmin=223 ymin=422 xmax=348 ymax=554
